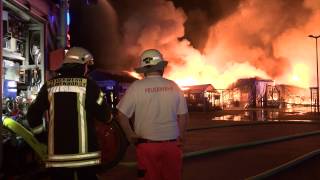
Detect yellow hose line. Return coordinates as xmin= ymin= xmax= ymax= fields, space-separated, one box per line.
xmin=119 ymin=130 xmax=320 ymax=168
xmin=2 ymin=116 xmax=47 ymax=161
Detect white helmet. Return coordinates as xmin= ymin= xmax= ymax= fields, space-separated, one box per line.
xmin=63 ymin=47 xmax=94 ymax=65
xmin=134 ymin=49 xmax=168 ymax=73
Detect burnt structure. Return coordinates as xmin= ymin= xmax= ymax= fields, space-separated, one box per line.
xmin=224 ymin=77 xmax=280 ymax=108
xmin=182 ymin=84 xmax=220 ymax=111
xmin=223 ymin=77 xmax=311 ymax=109
xmin=276 ymin=84 xmax=309 ymax=108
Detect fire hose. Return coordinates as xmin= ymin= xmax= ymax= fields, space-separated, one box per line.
xmin=2 ymin=116 xmax=47 ymax=161
xmin=246 ymin=148 xmax=320 ymax=179
xmin=183 ymin=130 xmax=320 ymax=158
xmin=120 ymin=129 xmax=320 ymax=169
xmin=187 ymin=120 xmax=320 ymax=132
xmin=1 ymin=116 xmax=129 ymax=175
xmin=5 ymin=114 xmax=318 ymax=178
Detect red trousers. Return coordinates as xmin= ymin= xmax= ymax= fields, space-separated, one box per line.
xmin=136 ymin=141 xmax=182 ymax=180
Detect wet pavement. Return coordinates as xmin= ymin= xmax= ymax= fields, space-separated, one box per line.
xmin=182 ymin=134 xmax=320 ymax=180
xmin=98 ymin=110 xmax=320 ymax=180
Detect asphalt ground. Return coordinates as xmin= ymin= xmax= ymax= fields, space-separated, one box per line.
xmin=98 ymin=111 xmax=320 ymax=180
xmin=182 ymin=134 xmax=320 ymax=180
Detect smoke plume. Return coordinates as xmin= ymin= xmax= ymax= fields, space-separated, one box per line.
xmin=70 ymin=0 xmax=320 ymax=88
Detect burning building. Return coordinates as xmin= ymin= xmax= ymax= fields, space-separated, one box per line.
xmin=223 ymin=77 xmax=280 ymax=108
xmin=182 ymin=84 xmax=220 ymax=111
xmin=222 ymin=77 xmax=312 ymax=109
xmin=68 ymin=0 xmax=320 ymax=113
xmin=276 ymin=84 xmax=310 ymax=108
xmin=69 ymin=0 xmax=320 ymax=93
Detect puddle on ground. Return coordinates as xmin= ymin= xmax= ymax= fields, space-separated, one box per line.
xmin=212 ymin=106 xmax=314 ymax=122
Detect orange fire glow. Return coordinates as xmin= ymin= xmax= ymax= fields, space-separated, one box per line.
xmin=124 ymin=71 xmax=143 ymax=80
xmin=118 ymin=0 xmax=320 ymax=90
xmin=288 ymin=63 xmax=311 ymax=88
xmin=160 ymin=0 xmax=320 ymax=90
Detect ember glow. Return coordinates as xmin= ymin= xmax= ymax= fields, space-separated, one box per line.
xmin=124 ymin=71 xmax=142 ymax=80
xmin=288 ymin=63 xmax=311 ymax=88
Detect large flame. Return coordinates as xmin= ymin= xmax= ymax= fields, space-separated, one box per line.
xmin=124 ymin=71 xmax=143 ymax=80
xmin=76 ymin=0 xmax=320 ymax=89
xmin=162 ymin=0 xmax=320 ymax=89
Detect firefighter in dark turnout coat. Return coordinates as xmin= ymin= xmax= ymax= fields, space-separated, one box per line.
xmin=27 ymin=47 xmax=112 ymax=180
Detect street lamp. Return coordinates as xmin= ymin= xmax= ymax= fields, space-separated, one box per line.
xmin=309 ymin=34 xmax=320 ymax=114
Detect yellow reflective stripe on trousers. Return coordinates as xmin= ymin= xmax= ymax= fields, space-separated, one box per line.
xmin=46 ymin=158 xmax=101 ymax=168
xmin=78 ymin=93 xmax=88 ymax=153
xmin=48 ymin=151 xmax=101 ymax=161
xmin=48 ymin=93 xmax=55 ymax=156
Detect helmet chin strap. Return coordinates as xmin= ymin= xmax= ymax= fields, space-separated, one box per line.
xmin=84 ymin=63 xmax=89 ymax=76
xmin=85 ymin=64 xmax=96 ymax=76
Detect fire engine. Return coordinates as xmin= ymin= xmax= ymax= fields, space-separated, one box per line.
xmin=0 ymin=1 xmax=127 ymax=179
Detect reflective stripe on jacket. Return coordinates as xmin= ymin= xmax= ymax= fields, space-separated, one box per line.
xmin=27 ymin=74 xmax=112 ymax=168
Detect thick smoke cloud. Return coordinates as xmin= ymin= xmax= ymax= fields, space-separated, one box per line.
xmin=112 ymin=0 xmax=187 ymax=69
xmin=70 ymin=0 xmax=320 ymax=88
xmin=70 ymin=0 xmax=187 ymax=71
xmin=171 ymin=0 xmax=241 ymax=51
xmin=205 ymin=0 xmax=311 ymax=78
